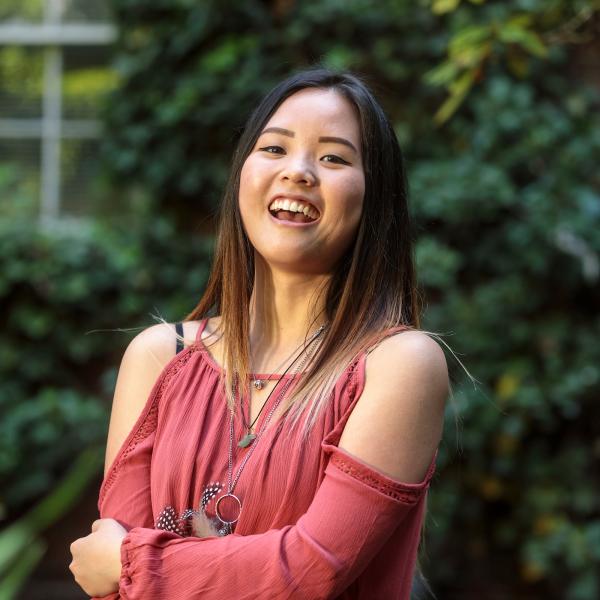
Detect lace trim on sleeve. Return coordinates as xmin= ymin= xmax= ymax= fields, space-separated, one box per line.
xmin=327 ymin=445 xmax=438 ymax=506
xmin=99 ymin=346 xmax=199 ymax=506
xmin=345 ymin=354 xmax=360 ymax=399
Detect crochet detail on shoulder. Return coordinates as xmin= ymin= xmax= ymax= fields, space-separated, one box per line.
xmin=99 ymin=347 xmax=199 ymax=506
xmin=345 ymin=354 xmax=362 ymax=399
xmin=329 ymin=450 xmax=434 ymax=505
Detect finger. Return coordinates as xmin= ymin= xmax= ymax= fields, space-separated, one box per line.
xmin=91 ymin=519 xmax=102 ymax=532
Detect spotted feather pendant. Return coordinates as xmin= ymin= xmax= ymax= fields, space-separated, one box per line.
xmin=200 ymin=481 xmax=222 ymax=511
xmin=155 ymin=482 xmax=225 ymax=538
xmin=155 ymin=505 xmax=188 ymax=536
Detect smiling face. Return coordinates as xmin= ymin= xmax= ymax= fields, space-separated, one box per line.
xmin=238 ymin=88 xmax=365 ymax=275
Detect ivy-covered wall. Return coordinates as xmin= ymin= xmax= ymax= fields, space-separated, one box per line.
xmin=2 ymin=0 xmax=599 ymax=598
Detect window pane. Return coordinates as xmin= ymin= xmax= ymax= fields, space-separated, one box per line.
xmin=0 ymin=139 xmax=40 ymax=218
xmin=0 ymin=46 xmax=43 ymax=118
xmin=0 ymin=0 xmax=44 ymax=23
xmin=62 ymin=0 xmax=113 ymax=23
xmin=62 ymin=44 xmax=117 ymax=120
xmin=60 ymin=137 xmax=105 ymax=216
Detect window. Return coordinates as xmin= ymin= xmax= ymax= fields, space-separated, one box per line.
xmin=0 ymin=0 xmax=116 ymax=224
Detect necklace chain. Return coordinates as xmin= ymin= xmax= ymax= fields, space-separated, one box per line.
xmin=217 ymin=324 xmax=326 ymax=535
xmin=244 ymin=325 xmax=328 ymax=431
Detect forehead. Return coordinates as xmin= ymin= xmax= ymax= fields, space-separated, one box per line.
xmin=264 ymin=88 xmax=361 ymax=141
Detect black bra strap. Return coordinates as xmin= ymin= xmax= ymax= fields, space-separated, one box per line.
xmin=175 ymin=322 xmax=184 ymax=354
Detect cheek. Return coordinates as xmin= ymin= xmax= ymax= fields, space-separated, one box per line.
xmin=238 ymin=162 xmax=251 ymax=210
xmin=238 ymin=161 xmax=258 ymax=224
xmin=338 ymin=174 xmax=365 ymax=229
xmin=238 ymin=158 xmax=270 ymax=221
xmin=240 ymin=157 xmax=268 ymax=195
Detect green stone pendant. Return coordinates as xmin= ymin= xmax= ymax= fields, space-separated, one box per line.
xmin=238 ymin=433 xmax=256 ymax=448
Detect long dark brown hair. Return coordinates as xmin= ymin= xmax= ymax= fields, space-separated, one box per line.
xmin=185 ymin=66 xmax=422 ymax=437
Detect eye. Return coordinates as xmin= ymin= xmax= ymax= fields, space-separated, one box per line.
xmin=322 ymin=155 xmax=350 ymax=165
xmin=259 ymin=145 xmax=284 ymax=154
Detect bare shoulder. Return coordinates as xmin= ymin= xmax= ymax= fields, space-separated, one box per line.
xmin=127 ymin=322 xmax=177 ymax=366
xmin=128 ymin=320 xmax=206 ymax=360
xmin=338 ymin=329 xmax=449 ymax=483
xmin=102 ymin=321 xmax=198 ymax=475
xmin=367 ymin=329 xmax=449 ymax=401
xmin=116 ymin=319 xmax=206 ymax=405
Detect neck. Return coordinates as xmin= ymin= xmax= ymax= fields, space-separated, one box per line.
xmin=249 ymin=259 xmax=329 ymax=360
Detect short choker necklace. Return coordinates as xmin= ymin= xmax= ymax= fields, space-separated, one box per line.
xmin=250 ymin=331 xmax=321 ymax=391
xmin=214 ymin=323 xmax=327 ymax=536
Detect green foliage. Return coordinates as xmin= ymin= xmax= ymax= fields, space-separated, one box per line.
xmin=2 ymin=0 xmax=598 ymax=597
xmin=0 ymin=202 xmax=212 ymax=520
xmin=425 ymin=1 xmax=599 ymax=122
xmin=414 ymin=56 xmax=599 ymax=598
xmin=0 ymin=0 xmax=44 ymax=23
xmin=0 ymin=448 xmax=102 ymax=600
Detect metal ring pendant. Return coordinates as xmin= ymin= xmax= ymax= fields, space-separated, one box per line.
xmin=215 ymin=493 xmax=242 ymax=525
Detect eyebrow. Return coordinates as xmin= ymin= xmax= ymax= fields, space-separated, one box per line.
xmin=260 ymin=126 xmax=358 ymax=154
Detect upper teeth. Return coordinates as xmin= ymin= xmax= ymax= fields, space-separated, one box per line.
xmin=269 ymin=198 xmax=319 ymax=219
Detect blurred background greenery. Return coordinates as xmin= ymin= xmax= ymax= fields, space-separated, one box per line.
xmin=1 ymin=0 xmax=599 ymax=598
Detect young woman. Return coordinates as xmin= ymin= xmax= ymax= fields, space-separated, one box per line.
xmin=69 ymin=67 xmax=449 ymax=599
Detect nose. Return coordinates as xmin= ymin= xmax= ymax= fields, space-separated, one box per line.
xmin=280 ymin=158 xmax=316 ymax=186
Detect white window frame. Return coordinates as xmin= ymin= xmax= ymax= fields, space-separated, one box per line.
xmin=0 ymin=0 xmax=116 ymax=227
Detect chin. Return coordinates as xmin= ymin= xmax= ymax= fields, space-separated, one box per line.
xmin=254 ymin=252 xmax=326 ymax=275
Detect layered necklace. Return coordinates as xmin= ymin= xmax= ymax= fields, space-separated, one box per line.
xmin=214 ymin=323 xmax=327 ymax=536
xmin=243 ymin=327 xmax=326 ymax=445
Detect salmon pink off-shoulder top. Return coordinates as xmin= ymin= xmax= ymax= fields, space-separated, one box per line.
xmin=95 ymin=319 xmax=438 ymax=600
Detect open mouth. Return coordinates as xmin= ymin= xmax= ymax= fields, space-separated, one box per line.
xmin=268 ymin=198 xmax=320 ymax=223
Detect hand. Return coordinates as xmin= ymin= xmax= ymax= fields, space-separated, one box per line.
xmin=69 ymin=518 xmax=127 ymax=597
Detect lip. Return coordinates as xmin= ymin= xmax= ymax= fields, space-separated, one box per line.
xmin=268 ymin=193 xmax=322 ymax=217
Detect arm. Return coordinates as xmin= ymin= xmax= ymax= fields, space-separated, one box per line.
xmin=104 ymin=323 xmax=179 ymax=478
xmin=99 ymin=323 xmax=186 ymax=527
xmin=116 ymin=331 xmax=448 ymax=600
xmin=70 ymin=324 xmax=183 ymax=599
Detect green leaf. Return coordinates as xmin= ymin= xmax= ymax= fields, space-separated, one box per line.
xmin=434 ymin=68 xmax=477 ymax=124
xmin=0 ymin=539 xmax=46 ymax=600
xmin=452 ymin=40 xmax=492 ymax=68
xmin=497 ymin=22 xmax=548 ymax=58
xmin=432 ymin=0 xmax=461 ymax=15
xmin=424 ymin=60 xmax=461 ymax=86
xmin=449 ymin=24 xmax=492 ymax=54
